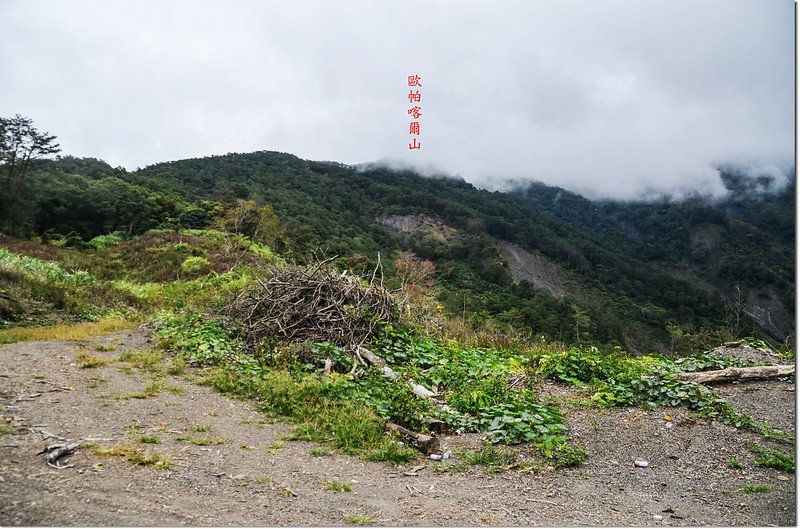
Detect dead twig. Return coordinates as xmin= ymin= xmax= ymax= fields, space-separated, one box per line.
xmin=228 ymin=260 xmax=397 ymax=361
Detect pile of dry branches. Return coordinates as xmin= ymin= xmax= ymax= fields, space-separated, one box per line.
xmin=229 ymin=258 xmax=396 ymax=352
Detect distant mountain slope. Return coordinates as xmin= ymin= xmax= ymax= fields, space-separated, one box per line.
xmin=9 ymin=151 xmax=794 ymax=352
xmin=516 ymin=171 xmax=795 ymax=344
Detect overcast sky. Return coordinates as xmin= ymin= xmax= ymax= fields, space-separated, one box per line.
xmin=0 ymin=0 xmax=793 ymax=199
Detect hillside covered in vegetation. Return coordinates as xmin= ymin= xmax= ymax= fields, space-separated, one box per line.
xmin=1 ymin=148 xmax=794 ymax=353
xmin=0 ymin=137 xmax=794 ymax=522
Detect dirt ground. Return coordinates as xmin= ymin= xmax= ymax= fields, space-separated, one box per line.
xmin=0 ymin=328 xmax=796 ymax=526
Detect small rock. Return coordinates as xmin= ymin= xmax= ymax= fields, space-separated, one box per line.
xmin=634 ymin=460 xmax=649 ymax=468
xmin=777 ymin=476 xmax=790 ymax=481
xmin=430 ymin=454 xmax=442 ymax=461
xmin=653 ymin=515 xmax=663 ymax=521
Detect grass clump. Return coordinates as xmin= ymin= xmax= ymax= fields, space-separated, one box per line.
xmin=190 ymin=424 xmax=212 ymax=432
xmin=324 ymin=481 xmax=352 ymax=493
xmin=309 ymin=448 xmax=331 ymax=457
xmin=138 ymin=435 xmax=160 ymax=444
xmin=93 ymin=442 xmax=171 ymax=469
xmin=88 ymin=368 xmax=110 ymax=380
xmin=463 ymin=444 xmax=518 ymax=471
xmin=345 ymin=514 xmax=374 ymax=525
xmin=728 ymin=458 xmax=744 ymax=470
xmin=166 ymin=357 xmax=186 ymax=375
xmin=76 ymin=351 xmax=111 ymax=369
xmin=208 ymin=365 xmax=418 ymax=462
xmin=0 ymin=424 xmax=10 ymax=435
xmin=546 ymin=442 xmax=588 ymax=468
xmin=178 ymin=436 xmax=225 ymax=446
xmin=740 ymin=484 xmax=772 ymax=494
xmin=364 ymin=441 xmax=416 ymax=465
xmin=264 ymin=442 xmax=283 ymax=454
xmin=116 ymin=348 xmax=165 ymax=373
xmin=124 ymin=381 xmax=165 ymax=399
xmin=749 ymin=443 xmax=795 ymax=473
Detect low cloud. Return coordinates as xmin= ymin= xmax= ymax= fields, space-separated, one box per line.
xmin=0 ymin=0 xmax=792 ymax=200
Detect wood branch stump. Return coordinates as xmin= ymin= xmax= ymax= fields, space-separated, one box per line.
xmin=424 ymin=418 xmax=449 ymax=435
xmin=386 ymin=421 xmax=440 ymax=455
xmin=676 ymin=365 xmax=794 ymax=384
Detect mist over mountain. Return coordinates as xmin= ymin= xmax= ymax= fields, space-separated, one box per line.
xmin=0 ymin=1 xmax=792 ymax=201
xmin=3 ymin=149 xmax=793 ymax=353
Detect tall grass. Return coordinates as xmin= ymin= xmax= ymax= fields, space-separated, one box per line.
xmin=0 ymin=318 xmax=137 ymax=344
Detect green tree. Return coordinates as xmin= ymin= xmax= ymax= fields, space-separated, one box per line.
xmin=213 ymin=199 xmax=282 ymax=246
xmin=0 ymin=115 xmax=60 ymax=230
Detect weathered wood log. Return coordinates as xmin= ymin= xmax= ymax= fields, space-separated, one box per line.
xmin=386 ymin=421 xmax=440 ymax=455
xmin=356 ymin=347 xmax=398 ymax=378
xmin=411 ymin=382 xmax=436 ymax=398
xmin=724 ymin=341 xmax=741 ymax=348
xmin=357 ymin=346 xmax=386 ymax=366
xmin=44 ymin=442 xmax=80 ymax=467
xmin=676 ymin=365 xmax=795 ymax=384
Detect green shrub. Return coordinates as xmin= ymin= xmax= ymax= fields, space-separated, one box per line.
xmin=180 ymin=256 xmax=210 ymax=276
xmin=156 ymin=312 xmax=242 ymax=366
xmin=87 ymin=232 xmax=124 ymax=252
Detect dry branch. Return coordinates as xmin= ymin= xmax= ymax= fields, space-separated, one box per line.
xmin=228 ymin=261 xmax=397 ymax=354
xmin=41 ymin=442 xmax=80 ymax=468
xmin=676 ymin=365 xmax=795 ymax=384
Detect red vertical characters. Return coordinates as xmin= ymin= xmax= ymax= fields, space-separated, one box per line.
xmin=407 ymin=74 xmax=422 ymax=150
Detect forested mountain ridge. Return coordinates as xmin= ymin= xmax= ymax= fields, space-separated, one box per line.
xmin=515 ymin=172 xmax=795 ymax=343
xmin=3 ymin=150 xmax=794 ymax=352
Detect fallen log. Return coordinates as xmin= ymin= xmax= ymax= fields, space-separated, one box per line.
xmin=386 ymin=421 xmax=440 ymax=455
xmin=357 ymin=346 xmax=386 ymax=366
xmin=410 ymin=382 xmax=436 ymax=398
xmin=676 ymin=365 xmax=795 ymax=384
xmin=357 ymin=346 xmax=398 ymax=379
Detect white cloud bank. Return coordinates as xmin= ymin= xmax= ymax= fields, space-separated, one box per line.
xmin=0 ymin=0 xmax=792 ymax=199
